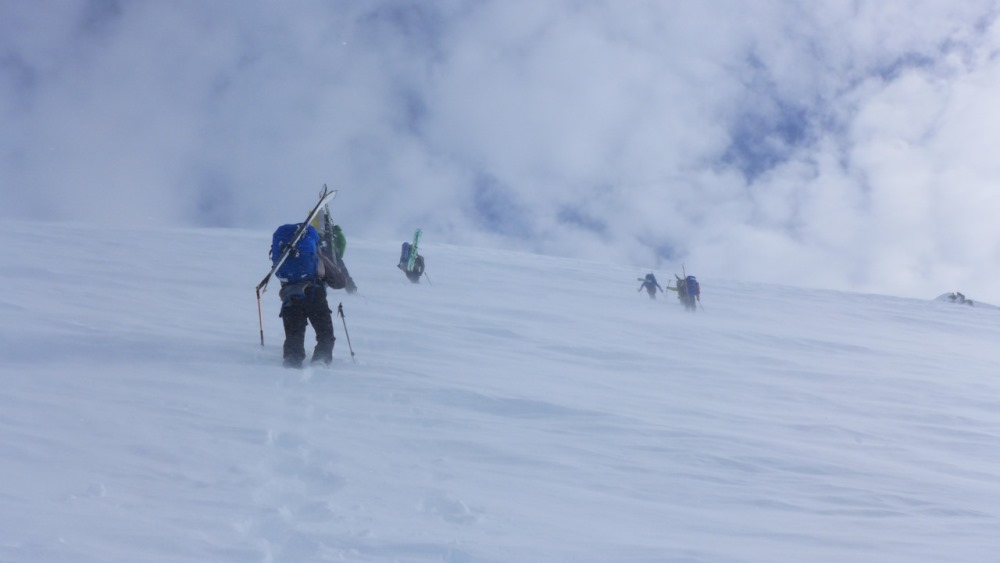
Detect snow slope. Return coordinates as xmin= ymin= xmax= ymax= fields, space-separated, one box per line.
xmin=1 ymin=220 xmax=999 ymax=563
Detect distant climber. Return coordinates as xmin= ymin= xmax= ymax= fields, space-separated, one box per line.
xmin=398 ymin=229 xmax=425 ymax=284
xmin=637 ymin=273 xmax=664 ymax=299
xmin=669 ymin=274 xmax=701 ymax=311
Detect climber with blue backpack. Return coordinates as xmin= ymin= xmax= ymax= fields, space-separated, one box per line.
xmin=270 ymin=222 xmax=346 ymax=368
xmin=669 ymin=273 xmax=701 ymax=311
xmin=398 ymin=229 xmax=426 ymax=283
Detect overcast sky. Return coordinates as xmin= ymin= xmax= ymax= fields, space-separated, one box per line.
xmin=2 ymin=0 xmax=999 ymax=301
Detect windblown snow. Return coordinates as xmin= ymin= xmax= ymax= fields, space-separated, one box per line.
xmin=1 ymin=221 xmax=999 ymax=562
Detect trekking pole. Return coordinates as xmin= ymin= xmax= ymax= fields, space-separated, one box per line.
xmin=256 ymin=287 xmax=266 ymax=347
xmin=337 ymin=302 xmax=356 ymax=363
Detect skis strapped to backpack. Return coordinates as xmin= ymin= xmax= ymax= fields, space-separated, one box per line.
xmin=406 ymin=228 xmax=422 ymax=272
xmin=256 ymin=185 xmax=337 ymax=346
xmin=312 ymin=199 xmax=337 ymax=264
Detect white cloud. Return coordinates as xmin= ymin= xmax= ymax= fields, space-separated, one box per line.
xmin=1 ymin=0 xmax=999 ymax=301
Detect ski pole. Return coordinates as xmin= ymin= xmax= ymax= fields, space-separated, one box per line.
xmin=256 ymin=287 xmax=265 ymax=347
xmin=422 ymin=271 xmax=432 ymax=285
xmin=337 ymin=302 xmax=356 ymax=363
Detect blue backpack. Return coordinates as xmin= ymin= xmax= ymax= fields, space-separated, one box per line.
xmin=685 ymin=275 xmax=700 ymax=297
xmin=399 ymin=242 xmax=412 ymax=269
xmin=271 ymin=224 xmax=320 ymax=284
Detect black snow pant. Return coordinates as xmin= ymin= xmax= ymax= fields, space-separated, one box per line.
xmin=280 ymin=282 xmax=335 ymax=367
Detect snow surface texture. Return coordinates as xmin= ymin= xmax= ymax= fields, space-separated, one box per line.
xmin=1 ymin=221 xmax=999 ymax=563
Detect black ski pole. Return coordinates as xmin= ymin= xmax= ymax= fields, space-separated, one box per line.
xmin=422 ymin=271 xmax=432 ymax=285
xmin=337 ymin=302 xmax=356 ymax=363
xmin=256 ymin=287 xmax=266 ymax=347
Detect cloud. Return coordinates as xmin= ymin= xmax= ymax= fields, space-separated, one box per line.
xmin=2 ymin=0 xmax=999 ymax=301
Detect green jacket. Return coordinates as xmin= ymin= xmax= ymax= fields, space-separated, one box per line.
xmin=332 ymin=225 xmax=347 ymax=259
